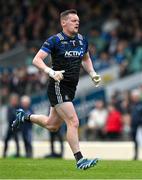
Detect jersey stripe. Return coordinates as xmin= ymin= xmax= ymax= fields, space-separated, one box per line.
xmin=56 ymin=33 xmax=64 ymax=40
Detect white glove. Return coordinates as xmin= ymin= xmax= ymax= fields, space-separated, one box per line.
xmin=44 ymin=67 xmax=65 ymax=82
xmin=89 ymin=71 xmax=101 ymax=87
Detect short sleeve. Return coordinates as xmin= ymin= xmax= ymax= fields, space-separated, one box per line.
xmin=40 ymin=36 xmax=55 ymax=54
xmin=84 ymin=38 xmax=88 ymax=54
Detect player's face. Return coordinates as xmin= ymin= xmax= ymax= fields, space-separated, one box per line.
xmin=62 ymin=14 xmax=80 ymax=35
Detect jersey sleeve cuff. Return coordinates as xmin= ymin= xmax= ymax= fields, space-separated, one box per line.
xmin=40 ymin=47 xmax=51 ymax=54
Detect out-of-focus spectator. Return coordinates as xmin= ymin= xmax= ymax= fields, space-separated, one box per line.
xmin=117 ymin=90 xmax=131 ymax=140
xmin=131 ymin=28 xmax=142 ymax=53
xmin=108 ymin=29 xmax=119 ymax=55
xmin=104 ymin=103 xmax=122 ymax=140
xmin=120 ymin=97 xmax=131 ymax=140
xmin=89 ymin=43 xmax=98 ymax=62
xmin=86 ymin=100 xmax=108 ymax=140
xmin=44 ymin=129 xmax=64 ymax=158
xmin=93 ymin=51 xmax=113 ymax=71
xmin=110 ymin=90 xmax=122 ymax=112
xmin=129 ymin=47 xmax=142 ymax=73
xmin=88 ymin=29 xmax=107 ymax=53
xmin=3 ymin=93 xmax=20 ymax=157
xmin=114 ymin=40 xmax=131 ymax=77
xmin=20 ymin=95 xmax=33 ymax=158
xmin=130 ymin=89 xmax=142 ymax=160
xmin=102 ymin=14 xmax=120 ymax=33
xmin=139 ymin=85 xmax=142 ymax=99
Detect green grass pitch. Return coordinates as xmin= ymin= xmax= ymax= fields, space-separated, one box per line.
xmin=0 ymin=158 xmax=142 ymax=179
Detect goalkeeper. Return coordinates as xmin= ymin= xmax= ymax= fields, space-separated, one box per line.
xmin=12 ymin=9 xmax=101 ymax=170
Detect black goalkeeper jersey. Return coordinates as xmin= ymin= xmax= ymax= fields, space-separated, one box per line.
xmin=41 ymin=31 xmax=88 ymax=85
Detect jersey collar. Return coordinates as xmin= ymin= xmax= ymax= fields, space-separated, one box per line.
xmin=61 ymin=31 xmax=77 ymax=40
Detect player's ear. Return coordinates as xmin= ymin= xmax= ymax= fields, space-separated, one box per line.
xmin=61 ymin=19 xmax=66 ymax=27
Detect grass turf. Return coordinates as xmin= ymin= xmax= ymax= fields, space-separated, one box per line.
xmin=0 ymin=158 xmax=142 ymax=179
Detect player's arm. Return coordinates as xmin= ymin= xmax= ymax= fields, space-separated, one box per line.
xmin=82 ymin=52 xmax=101 ymax=87
xmin=33 ymin=50 xmax=64 ymax=82
xmin=33 ymin=50 xmax=49 ymax=71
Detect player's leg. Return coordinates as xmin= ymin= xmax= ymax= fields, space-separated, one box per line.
xmin=55 ymin=102 xmax=98 ymax=170
xmin=30 ymin=107 xmax=63 ymax=131
xmin=55 ymin=102 xmax=80 ymax=154
xmin=12 ymin=107 xmax=63 ymax=132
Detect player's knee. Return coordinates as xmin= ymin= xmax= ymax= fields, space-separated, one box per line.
xmin=73 ymin=120 xmax=79 ymax=129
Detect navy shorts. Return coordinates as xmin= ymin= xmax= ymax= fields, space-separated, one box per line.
xmin=47 ymin=79 xmax=77 ymax=107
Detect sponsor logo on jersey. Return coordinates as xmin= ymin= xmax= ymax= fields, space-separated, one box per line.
xmin=65 ymin=50 xmax=83 ymax=57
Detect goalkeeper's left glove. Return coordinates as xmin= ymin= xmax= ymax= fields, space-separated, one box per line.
xmin=89 ymin=71 xmax=101 ymax=87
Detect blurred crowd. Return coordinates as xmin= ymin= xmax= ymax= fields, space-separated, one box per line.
xmin=1 ymin=0 xmax=142 ymax=103
xmin=2 ymin=87 xmax=142 ymax=159
xmin=85 ymin=87 xmax=142 ymax=159
xmin=3 ymin=94 xmax=33 ymax=158
xmin=85 ymin=87 xmax=142 ymax=140
xmin=0 ymin=66 xmax=49 ymax=104
xmin=1 ymin=0 xmax=142 ymax=151
xmin=2 ymin=93 xmax=64 ymax=158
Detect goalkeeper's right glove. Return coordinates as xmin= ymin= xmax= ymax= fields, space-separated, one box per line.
xmin=89 ymin=71 xmax=101 ymax=87
xmin=44 ymin=67 xmax=65 ymax=82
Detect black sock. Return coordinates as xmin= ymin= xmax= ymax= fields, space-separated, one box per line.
xmin=74 ymin=151 xmax=83 ymax=162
